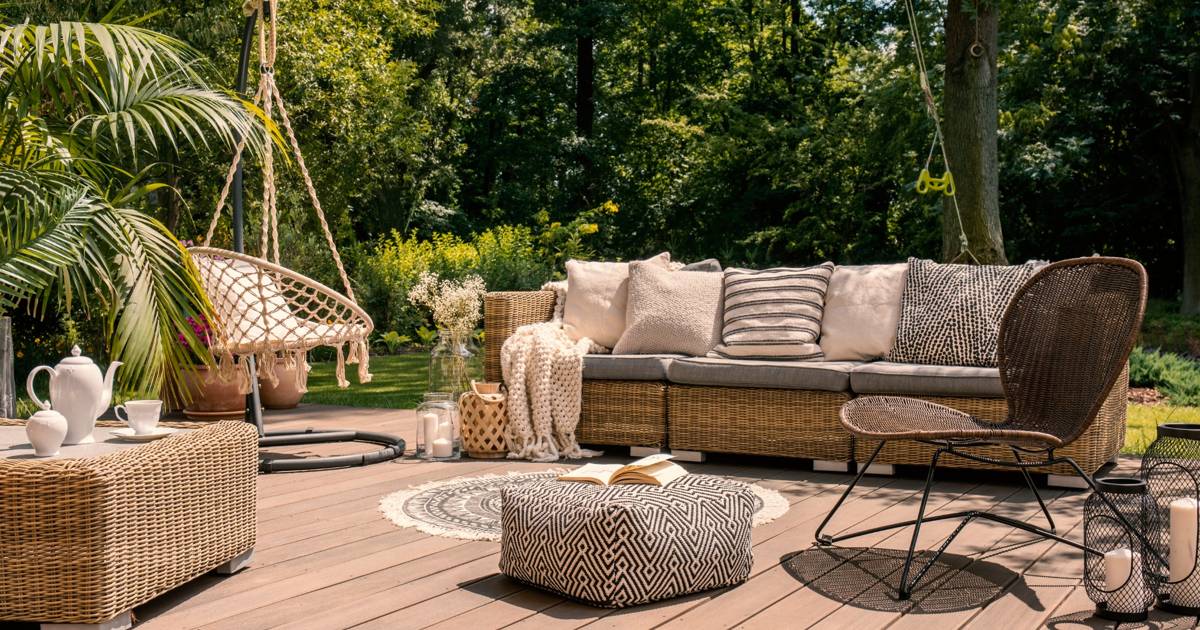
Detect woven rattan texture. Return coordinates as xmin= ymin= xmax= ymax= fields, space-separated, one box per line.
xmin=851 ymin=385 xmax=1127 ymax=475
xmin=846 ymin=258 xmax=1143 ymax=475
xmin=0 ymin=421 xmax=258 ymax=624
xmin=460 ymin=391 xmax=509 ymax=458
xmin=669 ymin=385 xmax=853 ymax=460
xmin=578 ymin=380 xmax=668 ymax=447
xmin=484 ymin=291 xmax=556 ymax=382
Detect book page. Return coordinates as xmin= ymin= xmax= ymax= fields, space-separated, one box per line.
xmin=612 ymin=453 xmax=675 ymax=478
xmin=558 ymin=463 xmax=622 ymax=485
xmin=613 ymin=460 xmax=689 ymax=486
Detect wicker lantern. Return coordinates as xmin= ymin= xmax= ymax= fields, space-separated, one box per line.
xmin=416 ymin=393 xmax=460 ymax=460
xmin=1083 ymin=477 xmax=1160 ymax=622
xmin=1140 ymin=423 xmax=1200 ymax=614
xmin=458 ymin=382 xmax=509 ymax=459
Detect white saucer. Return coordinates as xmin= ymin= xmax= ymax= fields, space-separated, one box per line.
xmin=110 ymin=427 xmax=177 ymax=441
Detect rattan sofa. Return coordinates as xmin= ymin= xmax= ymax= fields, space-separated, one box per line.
xmin=484 ymin=291 xmax=1126 ymax=479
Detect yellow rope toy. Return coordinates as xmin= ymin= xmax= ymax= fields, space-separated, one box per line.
xmin=903 ymin=0 xmax=976 ymax=263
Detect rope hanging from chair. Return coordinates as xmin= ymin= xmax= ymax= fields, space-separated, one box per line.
xmin=195 ymin=0 xmax=371 ymax=393
xmin=204 ymin=0 xmax=357 ymax=300
xmin=902 ymin=0 xmax=978 ymax=265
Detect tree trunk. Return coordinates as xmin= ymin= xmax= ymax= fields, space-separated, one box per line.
xmin=941 ymin=0 xmax=1007 ymax=264
xmin=1170 ymin=64 xmax=1200 ymax=314
xmin=576 ymin=32 xmax=595 ymax=138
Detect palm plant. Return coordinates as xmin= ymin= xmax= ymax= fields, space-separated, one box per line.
xmin=0 ymin=21 xmax=273 ymax=399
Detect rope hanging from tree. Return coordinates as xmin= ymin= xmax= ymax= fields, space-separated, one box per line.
xmin=902 ymin=0 xmax=979 ymax=264
xmin=193 ymin=0 xmax=373 ymax=393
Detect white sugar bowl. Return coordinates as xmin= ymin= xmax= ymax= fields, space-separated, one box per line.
xmin=26 ymin=409 xmax=68 ymax=457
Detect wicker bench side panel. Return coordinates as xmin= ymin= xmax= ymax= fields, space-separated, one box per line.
xmin=853 ymin=379 xmax=1128 ymax=476
xmin=0 ymin=458 xmax=109 ymax=623
xmin=578 ymin=380 xmax=668 ymax=448
xmin=0 ymin=421 xmax=258 ymax=624
xmin=484 ymin=291 xmax=556 ymax=382
xmin=668 ymin=385 xmax=853 ymax=460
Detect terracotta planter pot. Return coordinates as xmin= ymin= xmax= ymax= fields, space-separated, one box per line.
xmin=183 ymin=366 xmax=246 ymax=420
xmin=260 ymin=362 xmax=304 ymax=410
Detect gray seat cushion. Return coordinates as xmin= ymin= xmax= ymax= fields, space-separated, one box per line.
xmin=850 ymin=361 xmax=1003 ymax=398
xmin=666 ymin=357 xmax=856 ymax=392
xmin=582 ymin=354 xmax=680 ymax=381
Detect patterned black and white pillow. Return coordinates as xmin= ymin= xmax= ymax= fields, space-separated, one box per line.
xmin=708 ymin=262 xmax=835 ymax=361
xmin=888 ymin=258 xmax=1040 ymax=367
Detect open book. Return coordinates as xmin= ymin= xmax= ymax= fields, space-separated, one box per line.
xmin=557 ymin=454 xmax=688 ymax=487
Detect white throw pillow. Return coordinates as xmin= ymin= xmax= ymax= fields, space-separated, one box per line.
xmin=820 ymin=263 xmax=908 ymax=361
xmin=562 ymin=253 xmax=672 ymax=348
xmin=613 ymin=262 xmax=724 ymax=356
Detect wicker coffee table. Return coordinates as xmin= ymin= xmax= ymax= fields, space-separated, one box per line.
xmin=0 ymin=420 xmax=258 ymax=629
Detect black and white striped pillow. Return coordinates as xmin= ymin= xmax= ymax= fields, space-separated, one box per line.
xmin=708 ymin=262 xmax=835 ymax=361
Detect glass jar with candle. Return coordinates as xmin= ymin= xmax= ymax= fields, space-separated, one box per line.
xmin=1083 ymin=476 xmax=1162 ymax=622
xmin=415 ymin=393 xmax=460 ymax=460
xmin=1140 ymin=423 xmax=1200 ymax=614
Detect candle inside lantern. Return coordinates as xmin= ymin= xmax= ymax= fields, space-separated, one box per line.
xmin=422 ymin=413 xmax=439 ymax=453
xmin=1104 ymin=548 xmax=1146 ymax=614
xmin=1170 ymin=498 xmax=1200 ymax=607
xmin=431 ymin=437 xmax=453 ymax=458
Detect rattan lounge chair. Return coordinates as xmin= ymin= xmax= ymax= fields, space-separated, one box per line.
xmin=814 ymin=256 xmax=1156 ymax=600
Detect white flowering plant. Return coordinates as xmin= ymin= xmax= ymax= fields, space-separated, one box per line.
xmin=407 ymin=272 xmax=487 ymax=340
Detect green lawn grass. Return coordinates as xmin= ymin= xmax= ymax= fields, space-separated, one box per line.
xmin=304 ymin=353 xmax=428 ymax=409
xmin=1123 ymin=403 xmax=1200 ymax=455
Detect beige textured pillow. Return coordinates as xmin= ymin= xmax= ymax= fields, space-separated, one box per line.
xmin=562 ymin=253 xmax=671 ymax=348
xmin=820 ymin=263 xmax=908 ymax=361
xmin=613 ymin=262 xmax=724 ymax=356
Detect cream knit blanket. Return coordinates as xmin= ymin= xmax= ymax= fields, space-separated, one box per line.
xmin=500 ymin=321 xmax=603 ymax=462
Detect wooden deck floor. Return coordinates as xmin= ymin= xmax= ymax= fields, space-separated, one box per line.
xmin=132 ymin=405 xmax=1195 ymax=630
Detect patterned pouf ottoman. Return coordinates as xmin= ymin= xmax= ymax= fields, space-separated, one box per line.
xmin=499 ymin=475 xmax=755 ymax=607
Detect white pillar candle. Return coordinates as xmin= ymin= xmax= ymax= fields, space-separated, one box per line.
xmin=1104 ymin=548 xmax=1146 ymax=614
xmin=438 ymin=417 xmax=455 ymax=442
xmin=431 ymin=438 xmax=453 ymax=458
xmin=1170 ymin=498 xmax=1200 ymax=606
xmin=422 ymin=413 xmax=439 ymax=452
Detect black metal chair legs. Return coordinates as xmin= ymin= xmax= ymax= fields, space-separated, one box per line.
xmin=814 ymin=441 xmax=1163 ymax=600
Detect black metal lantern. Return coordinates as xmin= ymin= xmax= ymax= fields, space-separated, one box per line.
xmin=1140 ymin=423 xmax=1200 ymax=615
xmin=1083 ymin=477 xmax=1160 ymax=622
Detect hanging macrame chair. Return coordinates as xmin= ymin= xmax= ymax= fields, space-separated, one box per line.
xmin=187 ymin=0 xmax=401 ymax=473
xmin=191 ymin=0 xmax=372 ymax=396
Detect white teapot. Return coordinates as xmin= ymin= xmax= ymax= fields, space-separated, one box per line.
xmin=26 ymin=346 xmax=122 ymax=444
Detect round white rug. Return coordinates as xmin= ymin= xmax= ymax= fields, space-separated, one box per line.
xmin=379 ymin=470 xmax=790 ymax=541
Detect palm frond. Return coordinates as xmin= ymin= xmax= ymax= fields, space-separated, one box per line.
xmin=0 ymin=21 xmax=272 ymax=168
xmin=0 ymin=166 xmax=213 ymax=398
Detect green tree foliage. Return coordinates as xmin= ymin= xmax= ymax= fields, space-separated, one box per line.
xmin=10 ymin=0 xmax=1197 ymax=301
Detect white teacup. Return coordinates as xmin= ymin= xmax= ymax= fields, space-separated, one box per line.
xmin=114 ymin=400 xmax=162 ymax=435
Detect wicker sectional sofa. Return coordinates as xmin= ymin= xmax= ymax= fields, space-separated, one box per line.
xmin=484 ymin=290 xmax=1126 ymax=477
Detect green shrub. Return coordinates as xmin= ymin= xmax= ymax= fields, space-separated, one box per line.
xmin=1139 ymin=299 xmax=1200 ymax=356
xmin=354 ymin=225 xmax=556 ymax=336
xmin=1130 ymin=346 xmax=1200 ymax=406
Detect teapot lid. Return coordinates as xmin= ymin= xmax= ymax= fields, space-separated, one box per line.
xmin=58 ymin=345 xmax=95 ymax=366
xmin=29 ymin=409 xmax=66 ymax=420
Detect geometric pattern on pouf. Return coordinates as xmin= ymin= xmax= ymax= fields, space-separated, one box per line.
xmin=500 ymin=475 xmax=755 ymax=608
